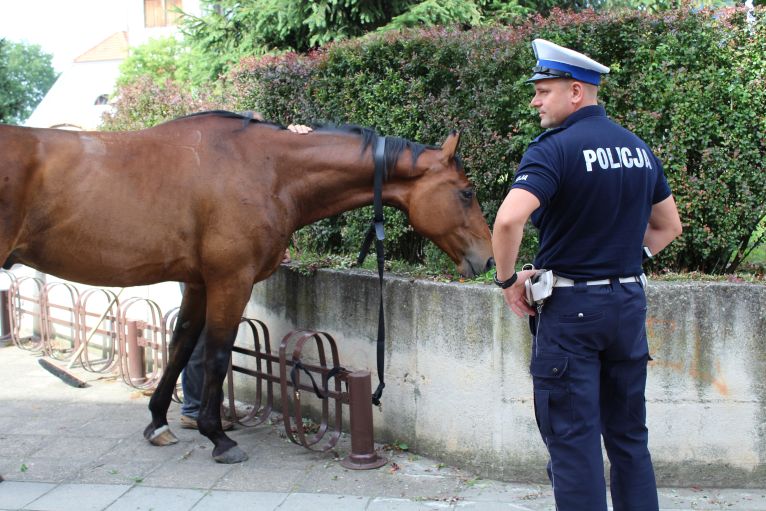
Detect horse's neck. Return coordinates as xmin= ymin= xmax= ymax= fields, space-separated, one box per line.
xmin=279 ymin=137 xmax=406 ymax=228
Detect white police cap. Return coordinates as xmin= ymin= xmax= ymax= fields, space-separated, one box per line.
xmin=527 ymin=39 xmax=610 ymax=86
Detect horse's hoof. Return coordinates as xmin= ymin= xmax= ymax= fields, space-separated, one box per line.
xmin=213 ymin=446 xmax=248 ymax=464
xmin=144 ymin=424 xmax=179 ymax=446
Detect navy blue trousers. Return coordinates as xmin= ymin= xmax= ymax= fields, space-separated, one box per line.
xmin=181 ymin=334 xmax=205 ymax=418
xmin=531 ymin=280 xmax=658 ymax=511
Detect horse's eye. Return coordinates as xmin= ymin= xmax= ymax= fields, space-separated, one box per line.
xmin=460 ymin=189 xmax=474 ymax=202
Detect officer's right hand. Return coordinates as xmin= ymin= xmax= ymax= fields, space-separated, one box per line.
xmin=502 ymin=268 xmax=538 ymax=318
xmin=287 ymin=124 xmax=312 ymax=134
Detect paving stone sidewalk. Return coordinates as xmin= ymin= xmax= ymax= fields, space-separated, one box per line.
xmin=1 ymin=346 xmax=764 ymax=511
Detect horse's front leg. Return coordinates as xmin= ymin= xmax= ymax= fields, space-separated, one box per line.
xmin=197 ymin=275 xmax=254 ymax=463
xmin=144 ymin=283 xmax=206 ymax=446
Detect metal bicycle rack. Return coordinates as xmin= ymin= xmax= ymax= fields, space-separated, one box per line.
xmin=225 ymin=322 xmax=387 ymax=469
xmin=41 ymin=282 xmax=80 ymax=361
xmin=9 ymin=276 xmax=46 ymax=353
xmin=117 ymin=297 xmax=167 ymax=389
xmin=3 ymin=279 xmax=388 ymax=470
xmin=76 ymin=288 xmax=120 ymax=373
xmin=0 ymin=270 xmax=18 ymax=346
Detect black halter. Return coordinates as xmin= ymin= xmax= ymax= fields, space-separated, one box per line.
xmin=357 ymin=136 xmax=387 ymax=406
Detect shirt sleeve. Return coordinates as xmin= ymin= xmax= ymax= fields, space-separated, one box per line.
xmin=510 ymin=141 xmax=560 ymax=209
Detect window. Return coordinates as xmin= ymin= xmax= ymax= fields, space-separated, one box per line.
xmin=94 ymin=95 xmax=109 ymax=106
xmin=144 ymin=0 xmax=183 ymax=28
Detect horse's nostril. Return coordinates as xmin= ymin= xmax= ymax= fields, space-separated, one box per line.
xmin=486 ymin=257 xmax=495 ymax=271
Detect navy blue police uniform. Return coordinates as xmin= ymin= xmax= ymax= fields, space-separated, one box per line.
xmin=511 ymin=40 xmax=671 ymax=511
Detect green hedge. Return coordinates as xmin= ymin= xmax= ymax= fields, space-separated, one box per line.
xmin=227 ymin=7 xmax=766 ymax=274
xmin=108 ymin=7 xmax=766 ymax=274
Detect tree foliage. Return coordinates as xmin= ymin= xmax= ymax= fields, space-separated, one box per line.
xmin=116 ymin=36 xmax=193 ymax=88
xmin=0 ymin=39 xmax=57 ymax=125
xmin=224 ymin=7 xmax=766 ymax=274
xmin=175 ymin=0 xmax=528 ymax=84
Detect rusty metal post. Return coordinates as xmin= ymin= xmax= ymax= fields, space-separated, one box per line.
xmin=340 ymin=370 xmax=387 ymax=469
xmin=0 ymin=289 xmax=11 ymax=347
xmin=126 ymin=320 xmax=146 ymax=384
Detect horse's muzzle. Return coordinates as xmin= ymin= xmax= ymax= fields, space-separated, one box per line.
xmin=459 ymin=255 xmax=495 ymax=278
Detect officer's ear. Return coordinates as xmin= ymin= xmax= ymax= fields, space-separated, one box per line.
xmin=570 ymin=81 xmax=585 ymax=103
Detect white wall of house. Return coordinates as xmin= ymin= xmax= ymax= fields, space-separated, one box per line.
xmin=24 ymin=59 xmax=122 ymax=130
xmin=25 ymin=0 xmax=202 ymax=131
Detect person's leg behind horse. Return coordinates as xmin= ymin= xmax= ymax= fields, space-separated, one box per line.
xmin=180 ymin=312 xmax=204 ymax=420
xmin=144 ymin=283 xmax=206 ymax=445
xmin=600 ymin=282 xmax=658 ymax=511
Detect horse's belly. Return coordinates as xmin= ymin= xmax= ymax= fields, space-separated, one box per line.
xmin=12 ymin=238 xmax=187 ymax=287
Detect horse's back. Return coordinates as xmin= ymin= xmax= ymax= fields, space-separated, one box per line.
xmin=0 ymin=119 xmax=290 ymax=286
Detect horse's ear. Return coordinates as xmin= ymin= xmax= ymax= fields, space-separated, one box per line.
xmin=441 ymin=130 xmax=461 ymax=162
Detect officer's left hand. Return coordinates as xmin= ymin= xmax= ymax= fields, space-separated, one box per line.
xmin=502 ymin=269 xmax=537 ymax=318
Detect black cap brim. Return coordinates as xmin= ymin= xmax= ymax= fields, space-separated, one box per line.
xmin=526 ymin=73 xmax=559 ymax=83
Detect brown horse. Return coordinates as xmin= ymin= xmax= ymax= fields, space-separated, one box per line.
xmin=0 ymin=111 xmax=493 ymax=463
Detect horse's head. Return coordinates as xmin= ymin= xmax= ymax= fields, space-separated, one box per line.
xmin=390 ymin=131 xmax=494 ymax=278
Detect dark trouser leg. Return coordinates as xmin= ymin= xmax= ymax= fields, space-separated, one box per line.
xmin=180 ymin=335 xmax=204 ymax=418
xmin=533 ymin=349 xmax=608 ymax=510
xmin=601 ymin=357 xmax=658 ymax=511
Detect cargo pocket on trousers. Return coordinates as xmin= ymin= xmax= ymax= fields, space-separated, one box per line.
xmin=531 ymin=356 xmax=571 ymax=438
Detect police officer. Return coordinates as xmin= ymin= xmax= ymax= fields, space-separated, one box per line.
xmin=492 ymin=39 xmax=682 ymax=510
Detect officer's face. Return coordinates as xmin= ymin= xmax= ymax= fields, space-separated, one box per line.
xmin=530 ymin=79 xmax=577 ymax=129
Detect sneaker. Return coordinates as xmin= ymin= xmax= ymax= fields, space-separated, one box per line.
xmin=180 ymin=415 xmax=234 ymax=431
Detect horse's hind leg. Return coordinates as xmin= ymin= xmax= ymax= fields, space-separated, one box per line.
xmin=143 ymin=283 xmax=207 ymax=446
xmin=196 ymin=273 xmax=254 ymax=463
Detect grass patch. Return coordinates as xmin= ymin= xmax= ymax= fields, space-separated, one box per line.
xmin=288 ymin=249 xmax=765 ymax=284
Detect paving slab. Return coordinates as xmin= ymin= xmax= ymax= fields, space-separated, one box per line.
xmin=0 ymin=482 xmax=56 ymax=510
xmin=212 ymin=463 xmax=307 ymax=493
xmin=190 ymin=490 xmax=286 ymax=511
xmin=139 ymin=456 xmax=235 ymax=489
xmin=73 ymin=461 xmax=162 ymax=486
xmin=23 ymin=483 xmax=130 ymax=511
xmin=101 ymin=486 xmax=205 ymax=511
xmin=278 ymin=492 xmax=370 ymax=510
xmin=2 ymin=459 xmax=90 ymax=484
xmin=367 ymin=497 xmax=455 ymax=511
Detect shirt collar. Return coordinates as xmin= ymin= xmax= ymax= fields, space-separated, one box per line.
xmin=561 ymin=104 xmax=606 ymax=129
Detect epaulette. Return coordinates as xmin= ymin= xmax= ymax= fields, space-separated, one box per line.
xmin=530 ymin=126 xmax=566 ymax=145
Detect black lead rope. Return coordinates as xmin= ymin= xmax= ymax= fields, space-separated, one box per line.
xmin=357 ymin=136 xmax=387 ymax=406
xmin=290 ymin=361 xmax=346 ymax=399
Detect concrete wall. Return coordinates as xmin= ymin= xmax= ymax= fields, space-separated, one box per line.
xmin=244 ymin=267 xmax=766 ymax=488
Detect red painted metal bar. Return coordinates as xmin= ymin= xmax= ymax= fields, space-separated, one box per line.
xmin=76 ymin=288 xmax=119 ymax=373
xmin=126 ymin=320 xmax=147 ymax=385
xmin=41 ymin=282 xmax=80 ymax=361
xmin=9 ymin=277 xmax=46 ymax=352
xmin=340 ymin=371 xmax=387 ymax=469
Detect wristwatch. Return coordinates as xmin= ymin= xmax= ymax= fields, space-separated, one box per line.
xmin=493 ymin=272 xmax=518 ymax=289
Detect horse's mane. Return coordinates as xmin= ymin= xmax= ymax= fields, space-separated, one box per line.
xmin=314 ymin=124 xmax=435 ymax=179
xmin=171 ymin=110 xmax=458 ymax=178
xmin=170 ymin=110 xmax=284 ymax=130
